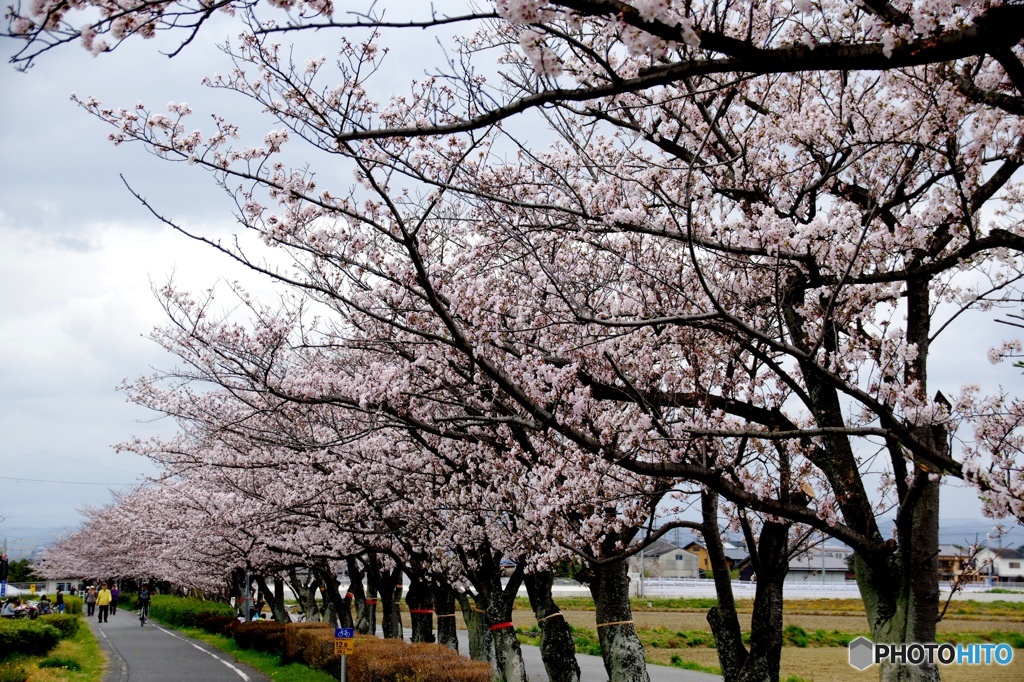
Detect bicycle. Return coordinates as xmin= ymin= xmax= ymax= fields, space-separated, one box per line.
xmin=138 ymin=601 xmax=149 ymax=626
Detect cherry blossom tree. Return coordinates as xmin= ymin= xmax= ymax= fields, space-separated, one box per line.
xmin=8 ymin=2 xmax=1024 ymax=682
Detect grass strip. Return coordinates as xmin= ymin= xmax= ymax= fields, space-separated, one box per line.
xmin=165 ymin=624 xmax=335 ymax=682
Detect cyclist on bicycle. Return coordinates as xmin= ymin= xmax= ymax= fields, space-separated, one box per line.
xmin=137 ymin=584 xmax=151 ymax=625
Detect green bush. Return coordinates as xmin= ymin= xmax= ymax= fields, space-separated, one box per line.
xmin=0 ymin=620 xmax=62 ymax=660
xmin=783 ymin=624 xmax=808 ymax=648
xmin=37 ymin=656 xmax=82 ymax=671
xmin=38 ymin=613 xmax=81 ymax=639
xmin=233 ymin=621 xmax=287 ymax=654
xmin=147 ymin=595 xmax=234 ymax=627
xmin=55 ymin=595 xmax=83 ymax=615
xmin=0 ymin=665 xmax=28 ymax=682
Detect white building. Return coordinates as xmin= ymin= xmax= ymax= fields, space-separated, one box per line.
xmin=977 ymin=548 xmax=1024 ymax=582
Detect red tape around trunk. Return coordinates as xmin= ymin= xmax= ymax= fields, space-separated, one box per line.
xmin=409 ymin=609 xmax=434 ymax=614
xmin=489 ymin=622 xmax=515 ymax=631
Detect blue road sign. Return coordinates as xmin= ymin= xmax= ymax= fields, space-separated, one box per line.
xmin=335 ymin=627 xmax=354 ymax=638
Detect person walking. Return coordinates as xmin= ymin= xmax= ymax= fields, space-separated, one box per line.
xmin=85 ymin=586 xmax=97 ymax=617
xmin=110 ymin=584 xmax=120 ymax=615
xmin=96 ymin=583 xmax=112 ymax=623
xmin=55 ymin=588 xmax=65 ymax=615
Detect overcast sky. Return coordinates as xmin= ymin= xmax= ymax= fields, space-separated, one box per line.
xmin=0 ymin=6 xmax=1021 ymax=557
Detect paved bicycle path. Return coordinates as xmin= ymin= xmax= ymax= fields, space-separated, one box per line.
xmin=87 ymin=611 xmax=269 ymax=682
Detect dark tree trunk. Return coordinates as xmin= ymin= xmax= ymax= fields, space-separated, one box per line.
xmin=406 ymin=575 xmax=436 ymax=643
xmin=432 ymin=581 xmax=459 ymax=652
xmin=254 ymin=574 xmax=290 ymax=624
xmin=702 ymin=491 xmax=749 ymax=681
xmin=314 ymin=563 xmax=349 ymax=628
xmin=524 ymin=570 xmax=581 ymax=682
xmin=741 ymin=521 xmax=791 ymax=682
xmin=347 ymin=557 xmax=374 ymax=635
xmin=855 ymin=467 xmax=942 ymax=682
xmin=369 ymin=557 xmax=403 ymax=640
xmin=357 ymin=557 xmax=379 ymax=636
xmin=287 ymin=568 xmax=321 ymax=622
xmin=852 ymin=277 xmax=942 ymax=682
xmin=589 ymin=558 xmax=650 ymax=682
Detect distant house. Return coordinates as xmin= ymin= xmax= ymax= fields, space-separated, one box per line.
xmin=785 ymin=550 xmax=852 ymax=584
xmin=937 ymin=544 xmax=977 ymax=582
xmin=630 ymin=539 xmax=700 ymax=578
xmin=680 ymin=540 xmax=747 ymax=577
xmin=977 ymin=548 xmax=1024 ymax=582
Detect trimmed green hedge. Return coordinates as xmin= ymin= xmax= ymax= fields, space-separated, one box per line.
xmin=147 ymin=595 xmax=234 ymax=627
xmin=51 ymin=595 xmax=83 ymax=615
xmin=0 ymin=620 xmax=62 ymax=660
xmin=38 ymin=613 xmax=81 ymax=639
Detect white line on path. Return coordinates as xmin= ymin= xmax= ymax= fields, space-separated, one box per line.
xmin=155 ymin=625 xmax=252 ymax=681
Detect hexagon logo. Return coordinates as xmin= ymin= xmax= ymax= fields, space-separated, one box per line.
xmin=849 ymin=636 xmax=875 ymax=670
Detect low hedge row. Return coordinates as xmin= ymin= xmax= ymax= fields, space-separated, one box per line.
xmin=297 ymin=630 xmax=492 ymax=682
xmin=38 ymin=614 xmax=81 ymax=639
xmin=142 ymin=595 xmax=492 ymax=681
xmin=0 ymin=620 xmax=62 ymax=660
xmin=147 ymin=595 xmax=235 ymax=627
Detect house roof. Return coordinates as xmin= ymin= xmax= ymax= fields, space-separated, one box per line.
xmin=987 ymin=547 xmax=1024 ymax=560
xmin=636 ymin=538 xmax=683 ymax=558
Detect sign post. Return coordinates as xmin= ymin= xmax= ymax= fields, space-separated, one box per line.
xmin=334 ymin=627 xmax=354 ymax=682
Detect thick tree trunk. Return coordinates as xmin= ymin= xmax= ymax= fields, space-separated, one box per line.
xmin=372 ymin=561 xmax=403 ymax=640
xmin=589 ymin=558 xmax=650 ymax=682
xmin=853 ymin=278 xmax=942 ymax=682
xmin=457 ymin=592 xmax=492 ymax=662
xmin=314 ymin=563 xmax=349 ymax=628
xmin=287 ymin=568 xmax=321 ymax=622
xmin=855 ymin=469 xmax=941 ymax=682
xmin=350 ymin=557 xmax=377 ymax=635
xmin=702 ymin=493 xmax=749 ymax=682
xmin=524 ymin=570 xmax=581 ymax=682
xmin=741 ymin=521 xmax=791 ymax=682
xmin=406 ymin=575 xmax=436 ymax=643
xmin=483 ymin=565 xmax=528 ymax=682
xmin=433 ymin=581 xmax=460 ymax=652
xmin=254 ymin=574 xmax=290 ymax=624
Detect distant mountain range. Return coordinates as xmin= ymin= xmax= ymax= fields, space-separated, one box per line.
xmin=1 ymin=525 xmax=77 ymax=559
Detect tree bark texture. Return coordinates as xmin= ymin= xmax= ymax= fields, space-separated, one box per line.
xmin=287 ymin=568 xmax=321 ymax=622
xmin=406 ymin=575 xmax=436 ymax=643
xmin=254 ymin=574 xmax=290 ymax=624
xmin=589 ymin=558 xmax=651 ymax=682
xmin=524 ymin=570 xmax=581 ymax=682
xmin=457 ymin=592 xmax=493 ymax=663
xmin=432 ymin=581 xmax=460 ymax=651
xmin=702 ymin=491 xmax=749 ymax=682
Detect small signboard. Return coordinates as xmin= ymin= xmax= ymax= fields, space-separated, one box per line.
xmin=335 ymin=627 xmax=354 ymax=639
xmin=334 ymin=639 xmax=354 ymax=655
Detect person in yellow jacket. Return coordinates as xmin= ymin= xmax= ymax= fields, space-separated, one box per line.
xmin=96 ymin=583 xmax=113 ymax=623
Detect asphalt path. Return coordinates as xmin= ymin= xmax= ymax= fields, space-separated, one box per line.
xmin=88 ymin=608 xmax=720 ymax=681
xmin=87 ymin=610 xmax=269 ymax=682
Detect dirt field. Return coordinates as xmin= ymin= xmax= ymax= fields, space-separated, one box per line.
xmin=514 ymin=600 xmax=1024 ymax=681
xmin=410 ymin=598 xmax=1024 ymax=681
